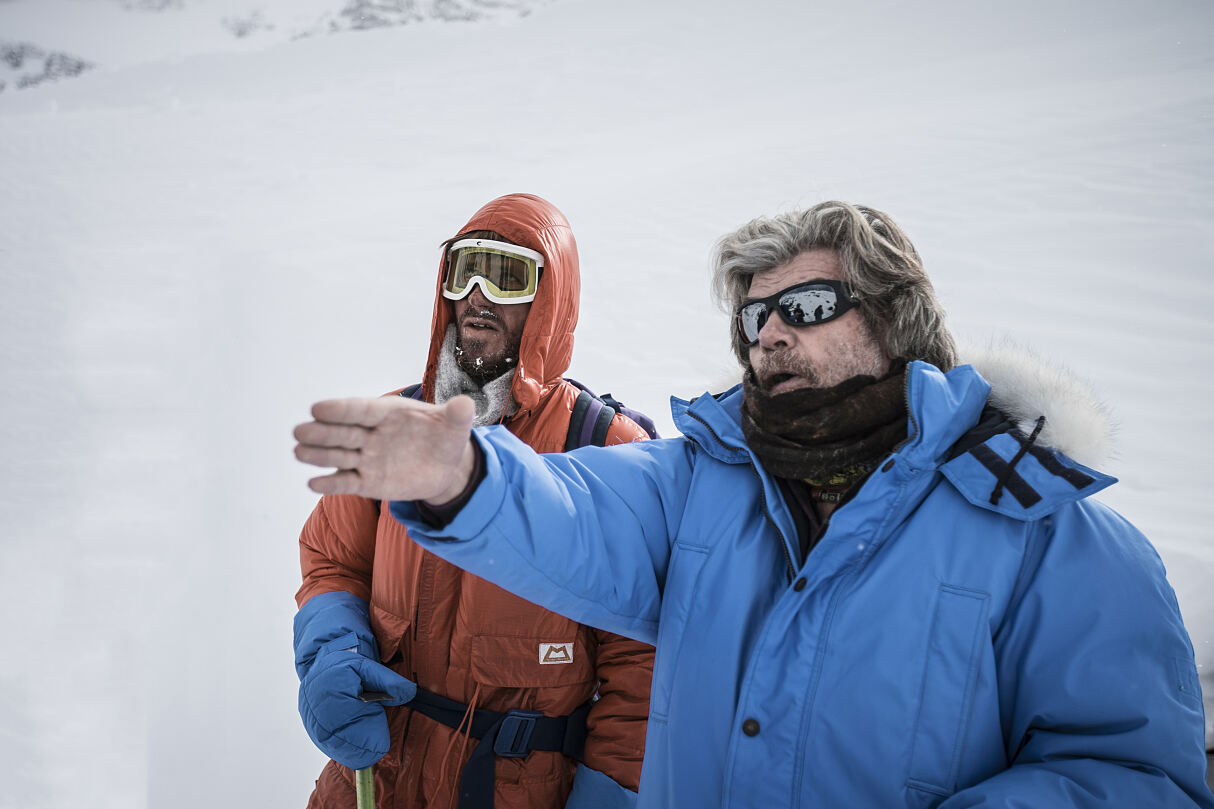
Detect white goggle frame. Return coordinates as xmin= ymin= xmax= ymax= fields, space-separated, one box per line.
xmin=441 ymin=238 xmax=543 ymax=304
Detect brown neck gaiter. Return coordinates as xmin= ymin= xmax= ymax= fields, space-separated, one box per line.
xmin=741 ymin=360 xmax=908 ymax=485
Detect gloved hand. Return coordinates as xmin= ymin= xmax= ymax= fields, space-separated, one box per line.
xmin=294 ymin=591 xmax=417 ymax=769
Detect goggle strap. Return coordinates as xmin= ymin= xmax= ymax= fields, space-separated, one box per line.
xmin=448 ymin=238 xmax=544 ymax=269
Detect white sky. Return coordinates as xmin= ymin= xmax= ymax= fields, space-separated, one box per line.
xmin=1 ymin=0 xmax=1212 ymax=806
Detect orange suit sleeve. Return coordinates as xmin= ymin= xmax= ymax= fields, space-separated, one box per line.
xmin=295 ymin=494 xmax=381 ymax=607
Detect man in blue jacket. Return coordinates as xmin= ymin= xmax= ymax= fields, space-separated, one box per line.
xmin=295 ymin=201 xmax=1213 ymax=807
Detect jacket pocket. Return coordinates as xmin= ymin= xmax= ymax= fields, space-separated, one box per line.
xmin=906 ymin=583 xmax=990 ymax=799
xmin=369 ymin=603 xmax=412 ymax=666
xmin=470 ymin=634 xmax=596 ymax=689
xmin=649 ymin=540 xmax=710 ymax=722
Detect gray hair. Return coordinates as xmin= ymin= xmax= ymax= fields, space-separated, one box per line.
xmin=711 ymin=200 xmax=957 ymax=371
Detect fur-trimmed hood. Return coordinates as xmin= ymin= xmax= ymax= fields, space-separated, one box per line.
xmin=961 ymin=341 xmax=1115 ymax=470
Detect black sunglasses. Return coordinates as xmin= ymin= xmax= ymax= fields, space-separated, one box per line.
xmin=735 ymin=279 xmax=859 ymax=346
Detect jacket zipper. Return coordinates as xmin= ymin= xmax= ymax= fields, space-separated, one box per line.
xmin=685 ymin=409 xmax=797 ymax=583
xmin=892 ymin=366 xmax=919 ymax=455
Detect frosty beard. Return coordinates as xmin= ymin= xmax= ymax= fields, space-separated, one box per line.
xmin=453 ymin=308 xmax=523 ymax=385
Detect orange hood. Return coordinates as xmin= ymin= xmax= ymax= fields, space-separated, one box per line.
xmin=420 ymin=194 xmax=580 ymax=412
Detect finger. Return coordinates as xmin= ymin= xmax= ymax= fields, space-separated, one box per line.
xmin=308 ymin=470 xmax=364 ymax=495
xmin=443 ymin=395 xmax=475 ymax=431
xmin=310 ymin=397 xmax=393 ymax=428
xmin=296 ymin=445 xmax=362 ymax=470
xmin=294 ymin=421 xmax=369 ymax=450
xmin=356 ymin=659 xmax=418 ymax=706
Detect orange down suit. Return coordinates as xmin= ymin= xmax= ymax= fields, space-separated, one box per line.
xmin=296 ymin=194 xmax=654 ymax=809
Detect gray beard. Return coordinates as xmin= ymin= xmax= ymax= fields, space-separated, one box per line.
xmin=433 ymin=325 xmax=520 ymax=427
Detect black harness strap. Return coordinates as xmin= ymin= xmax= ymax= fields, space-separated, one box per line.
xmin=405 ymin=687 xmax=591 ymax=809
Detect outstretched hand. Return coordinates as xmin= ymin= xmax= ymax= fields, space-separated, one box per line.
xmin=294 ymin=395 xmax=476 ymax=503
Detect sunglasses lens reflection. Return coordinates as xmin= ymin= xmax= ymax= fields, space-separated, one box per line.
xmin=736 ymin=281 xmax=852 ymax=345
xmin=739 ymin=306 xmax=767 ymax=344
xmin=779 ymin=287 xmax=838 ymax=325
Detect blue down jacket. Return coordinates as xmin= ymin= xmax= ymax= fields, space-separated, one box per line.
xmin=393 ymin=361 xmax=1213 ymax=808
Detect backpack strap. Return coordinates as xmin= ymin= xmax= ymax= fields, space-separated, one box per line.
xmin=601 ymin=392 xmax=659 ymax=440
xmin=564 ymin=377 xmax=659 ymax=448
xmin=566 ymin=389 xmax=616 ymax=450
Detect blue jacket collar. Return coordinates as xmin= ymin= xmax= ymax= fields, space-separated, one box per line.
xmin=671 ymin=361 xmax=1114 ymax=520
xmin=672 ymin=361 xmax=986 ymax=466
xmin=671 ymin=384 xmax=749 ymax=463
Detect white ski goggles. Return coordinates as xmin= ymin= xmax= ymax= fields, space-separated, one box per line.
xmin=441 ymin=238 xmax=543 ymax=304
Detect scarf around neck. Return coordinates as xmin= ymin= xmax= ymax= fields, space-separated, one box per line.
xmin=433 ymin=325 xmax=520 ymax=427
xmin=741 ymin=360 xmax=908 ymax=486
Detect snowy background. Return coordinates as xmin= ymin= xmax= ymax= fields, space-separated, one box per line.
xmin=2 ymin=0 xmax=1212 ymax=806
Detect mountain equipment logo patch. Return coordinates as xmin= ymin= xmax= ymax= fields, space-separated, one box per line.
xmin=539 ymin=643 xmax=573 ymax=665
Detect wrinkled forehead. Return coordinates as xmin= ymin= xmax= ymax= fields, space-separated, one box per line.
xmin=746 ymin=248 xmax=843 ymax=299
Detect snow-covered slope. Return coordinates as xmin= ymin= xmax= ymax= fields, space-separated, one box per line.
xmin=1 ymin=0 xmax=1211 ymax=806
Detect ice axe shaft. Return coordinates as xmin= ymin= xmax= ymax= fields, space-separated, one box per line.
xmin=355 ymin=765 xmax=375 ymax=809
xmin=354 ymin=691 xmax=392 ymax=809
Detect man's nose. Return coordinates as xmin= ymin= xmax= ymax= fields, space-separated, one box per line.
xmin=466 ymin=283 xmax=492 ymax=309
xmin=756 ymin=311 xmax=793 ymax=350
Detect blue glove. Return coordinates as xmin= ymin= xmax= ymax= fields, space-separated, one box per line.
xmin=565 ymin=763 xmax=638 ymax=809
xmin=293 ymin=591 xmax=417 ymax=769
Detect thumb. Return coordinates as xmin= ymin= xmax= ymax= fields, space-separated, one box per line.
xmin=356 ymin=659 xmax=418 ymax=706
xmin=443 ymin=395 xmax=476 ymax=431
